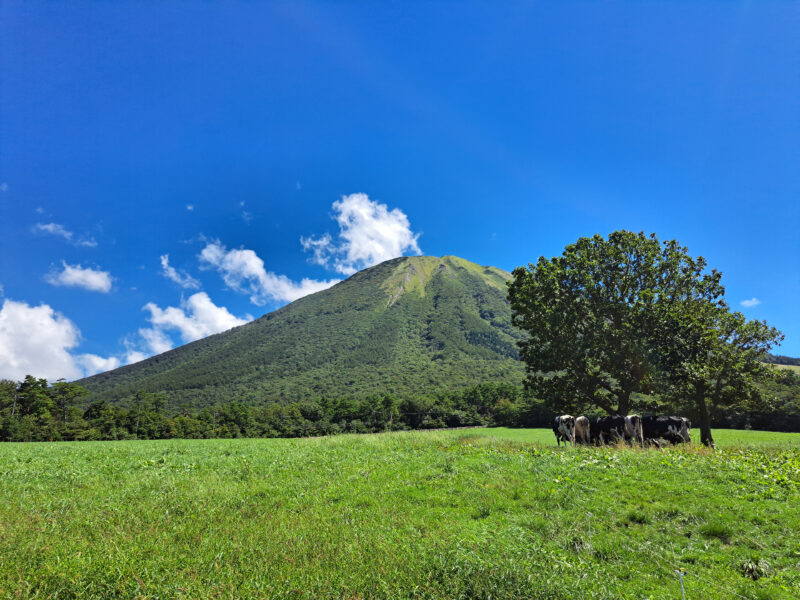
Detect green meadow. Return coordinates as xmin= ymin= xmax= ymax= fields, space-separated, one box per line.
xmin=1 ymin=429 xmax=798 ymax=599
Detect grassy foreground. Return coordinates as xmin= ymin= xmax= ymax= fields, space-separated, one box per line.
xmin=1 ymin=429 xmax=798 ymax=599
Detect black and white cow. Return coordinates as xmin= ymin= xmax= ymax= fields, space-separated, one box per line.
xmin=574 ymin=416 xmax=591 ymax=445
xmin=625 ymin=414 xmax=644 ymax=446
xmin=642 ymin=416 xmax=691 ymax=444
xmin=553 ymin=415 xmax=576 ymax=446
xmin=593 ymin=415 xmax=644 ymax=446
xmin=593 ymin=415 xmax=626 ymax=445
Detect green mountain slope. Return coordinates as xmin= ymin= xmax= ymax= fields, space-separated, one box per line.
xmin=80 ymin=256 xmax=525 ymax=406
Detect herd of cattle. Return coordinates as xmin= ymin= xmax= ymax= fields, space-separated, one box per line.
xmin=553 ymin=414 xmax=692 ymax=447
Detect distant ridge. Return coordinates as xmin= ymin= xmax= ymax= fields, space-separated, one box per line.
xmin=80 ymin=256 xmax=525 ymax=407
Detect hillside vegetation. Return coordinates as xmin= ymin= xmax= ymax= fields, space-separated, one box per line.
xmin=79 ymin=256 xmax=525 ymax=407
xmin=2 ymin=429 xmax=798 ymax=599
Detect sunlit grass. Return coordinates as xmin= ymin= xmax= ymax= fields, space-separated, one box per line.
xmin=1 ymin=429 xmax=798 ymax=599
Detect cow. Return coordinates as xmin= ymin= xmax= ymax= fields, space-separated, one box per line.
xmin=574 ymin=416 xmax=591 ymax=445
xmin=642 ymin=415 xmax=691 ymax=444
xmin=553 ymin=415 xmax=576 ymax=446
xmin=625 ymin=414 xmax=644 ymax=446
xmin=593 ymin=415 xmax=626 ymax=445
xmin=593 ymin=415 xmax=643 ymax=446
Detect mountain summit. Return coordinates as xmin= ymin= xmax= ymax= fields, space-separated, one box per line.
xmin=81 ymin=256 xmax=525 ymax=406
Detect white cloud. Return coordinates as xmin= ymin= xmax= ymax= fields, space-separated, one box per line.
xmin=142 ymin=292 xmax=251 ymax=344
xmin=138 ymin=326 xmax=175 ymax=354
xmin=46 ymin=262 xmax=113 ymax=293
xmin=0 ymin=299 xmax=118 ymax=380
xmin=34 ymin=222 xmax=97 ymax=248
xmin=300 ymin=193 xmax=421 ymax=275
xmin=0 ymin=299 xmax=83 ymax=380
xmin=122 ymin=338 xmax=148 ymax=366
xmin=741 ymin=297 xmax=761 ymax=308
xmin=186 ymin=204 xmax=195 ymax=211
xmin=77 ymin=354 xmax=121 ymax=376
xmin=160 ymin=254 xmax=200 ymax=290
xmin=199 ymin=241 xmax=339 ymax=305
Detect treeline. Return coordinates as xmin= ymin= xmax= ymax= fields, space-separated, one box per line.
xmin=765 ymin=354 xmax=800 ymax=367
xmin=1 ymin=371 xmax=799 ymax=442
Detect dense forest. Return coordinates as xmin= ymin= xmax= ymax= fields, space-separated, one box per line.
xmin=77 ymin=256 xmax=526 ymax=406
xmin=2 ymin=368 xmax=799 ymax=442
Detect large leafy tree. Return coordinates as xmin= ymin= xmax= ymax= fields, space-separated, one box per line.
xmin=507 ymin=231 xmax=781 ymax=441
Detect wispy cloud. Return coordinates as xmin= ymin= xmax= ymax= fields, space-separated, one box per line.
xmin=34 ymin=222 xmax=97 ymax=248
xmin=741 ymin=297 xmax=761 ymax=308
xmin=199 ymin=240 xmax=339 ymax=305
xmin=160 ymin=254 xmax=200 ymax=289
xmin=186 ymin=204 xmax=195 ymax=211
xmin=45 ymin=262 xmax=113 ymax=293
xmin=301 ymin=193 xmax=421 ymax=275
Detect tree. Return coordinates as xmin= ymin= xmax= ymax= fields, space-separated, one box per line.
xmin=507 ymin=230 xmax=782 ymax=445
xmin=15 ymin=375 xmax=54 ymax=421
xmin=49 ymin=379 xmax=89 ymax=424
xmin=508 ymin=231 xmax=721 ymax=415
xmin=656 ymin=302 xmax=783 ymax=447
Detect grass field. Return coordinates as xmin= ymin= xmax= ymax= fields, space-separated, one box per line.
xmin=1 ymin=429 xmax=798 ymax=599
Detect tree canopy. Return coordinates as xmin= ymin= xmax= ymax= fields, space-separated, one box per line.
xmin=508 ymin=231 xmax=783 ymax=445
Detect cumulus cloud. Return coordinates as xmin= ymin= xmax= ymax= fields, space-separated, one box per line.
xmin=0 ymin=299 xmax=117 ymax=380
xmin=301 ymin=193 xmax=421 ymax=275
xmin=160 ymin=255 xmax=200 ymax=290
xmin=34 ymin=222 xmax=97 ymax=248
xmin=142 ymin=292 xmax=251 ymax=346
xmin=741 ymin=297 xmax=761 ymax=308
xmin=199 ymin=241 xmax=339 ymax=305
xmin=45 ymin=262 xmax=113 ymax=293
xmin=78 ymin=354 xmax=121 ymax=376
xmin=137 ymin=326 xmax=175 ymax=355
xmin=122 ymin=340 xmax=148 ymax=366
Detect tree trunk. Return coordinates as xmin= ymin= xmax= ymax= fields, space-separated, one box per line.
xmin=616 ymin=389 xmax=632 ymax=416
xmin=695 ymin=382 xmax=715 ymax=448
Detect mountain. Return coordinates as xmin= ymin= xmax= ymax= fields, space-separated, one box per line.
xmin=79 ymin=256 xmax=526 ymax=406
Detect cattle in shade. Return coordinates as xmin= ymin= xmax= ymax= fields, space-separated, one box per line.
xmin=553 ymin=415 xmax=576 ymax=446
xmin=593 ymin=415 xmax=643 ymax=445
xmin=593 ymin=415 xmax=626 ymax=445
xmin=642 ymin=416 xmax=691 ymax=444
xmin=625 ymin=414 xmax=644 ymax=446
xmin=574 ymin=416 xmax=591 ymax=445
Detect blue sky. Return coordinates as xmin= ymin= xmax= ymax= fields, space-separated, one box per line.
xmin=1 ymin=2 xmax=798 ymax=380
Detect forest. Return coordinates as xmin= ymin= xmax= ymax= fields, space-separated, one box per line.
xmin=2 ymin=369 xmax=799 ymax=442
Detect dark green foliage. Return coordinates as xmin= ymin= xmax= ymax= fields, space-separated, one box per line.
xmin=508 ymin=231 xmax=695 ymax=416
xmin=78 ymin=256 xmax=526 ymax=407
xmin=508 ymin=231 xmax=785 ymax=447
xmin=1 ymin=374 xmax=547 ymax=441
